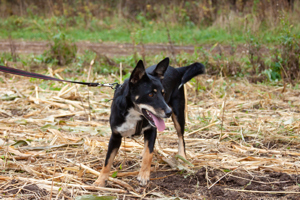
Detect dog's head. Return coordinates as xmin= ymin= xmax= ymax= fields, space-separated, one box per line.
xmin=128 ymin=58 xmax=172 ymax=131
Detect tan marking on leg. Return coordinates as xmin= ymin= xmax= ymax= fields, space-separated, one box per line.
xmin=178 ymin=136 xmax=186 ymax=159
xmin=140 ymin=140 xmax=148 ymax=157
xmin=138 ymin=144 xmax=153 ymax=186
xmin=172 ymin=113 xmax=186 ymax=159
xmin=94 ymin=148 xmax=118 ymax=187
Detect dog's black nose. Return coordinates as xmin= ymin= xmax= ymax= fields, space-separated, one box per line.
xmin=165 ymin=108 xmax=172 ymax=118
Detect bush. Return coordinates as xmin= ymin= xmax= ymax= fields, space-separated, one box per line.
xmin=43 ymin=31 xmax=77 ymax=66
xmin=270 ymin=19 xmax=300 ymax=83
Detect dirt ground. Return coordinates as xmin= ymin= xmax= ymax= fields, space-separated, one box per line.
xmin=1 ymin=41 xmax=300 ymax=199
xmin=150 ymin=169 xmax=300 ymax=199
xmin=1 ymin=70 xmax=300 ymax=199
xmin=0 ymin=40 xmax=269 ymax=57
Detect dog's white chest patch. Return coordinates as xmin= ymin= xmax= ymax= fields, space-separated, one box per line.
xmin=116 ymin=108 xmax=142 ymax=137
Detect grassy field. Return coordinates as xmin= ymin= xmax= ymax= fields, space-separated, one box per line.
xmin=0 ymin=3 xmax=299 ymax=84
xmin=1 ymin=1 xmax=300 ymax=199
xmin=0 ymin=14 xmax=299 ymax=45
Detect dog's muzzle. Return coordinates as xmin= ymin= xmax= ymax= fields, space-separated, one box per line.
xmin=142 ymin=109 xmax=166 ymax=132
xmin=164 ymin=107 xmax=172 ymax=118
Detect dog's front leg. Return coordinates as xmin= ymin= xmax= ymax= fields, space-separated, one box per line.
xmin=138 ymin=127 xmax=157 ymax=186
xmin=94 ymin=133 xmax=122 ymax=187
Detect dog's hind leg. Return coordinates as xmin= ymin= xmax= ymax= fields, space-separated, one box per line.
xmin=170 ymin=93 xmax=186 ymax=159
xmin=94 ymin=133 xmax=122 ymax=187
xmin=172 ymin=112 xmax=186 ymax=159
xmin=138 ymin=127 xmax=156 ymax=186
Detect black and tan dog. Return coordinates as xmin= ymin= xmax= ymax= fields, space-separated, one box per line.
xmin=94 ymin=58 xmax=205 ymax=186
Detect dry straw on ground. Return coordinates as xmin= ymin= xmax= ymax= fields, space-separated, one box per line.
xmin=1 ymin=72 xmax=300 ymax=199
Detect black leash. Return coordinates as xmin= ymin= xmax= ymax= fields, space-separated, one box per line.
xmin=0 ymin=65 xmax=120 ymax=89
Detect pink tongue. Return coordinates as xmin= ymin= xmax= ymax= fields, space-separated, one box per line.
xmin=149 ymin=113 xmax=165 ymax=132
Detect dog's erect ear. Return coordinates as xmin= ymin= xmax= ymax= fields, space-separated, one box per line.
xmin=130 ymin=60 xmax=146 ymax=84
xmin=153 ymin=57 xmax=169 ymax=78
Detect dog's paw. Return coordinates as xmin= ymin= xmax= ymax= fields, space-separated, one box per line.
xmin=137 ymin=171 xmax=150 ymax=186
xmin=93 ymin=177 xmax=106 ymax=187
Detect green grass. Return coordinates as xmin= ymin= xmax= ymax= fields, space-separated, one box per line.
xmin=1 ymin=13 xmax=299 ymax=83
xmin=0 ymin=15 xmax=299 ymax=45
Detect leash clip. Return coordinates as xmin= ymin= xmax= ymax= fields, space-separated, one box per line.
xmin=110 ymin=82 xmax=120 ymax=90
xmin=99 ymin=82 xmax=120 ymax=90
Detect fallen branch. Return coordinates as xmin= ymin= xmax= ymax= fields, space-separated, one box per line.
xmin=208 ymin=168 xmax=238 ymax=189
xmin=65 ymin=158 xmax=136 ymax=192
xmin=4 ymin=176 xmax=127 ymax=193
xmin=224 ymin=188 xmax=300 ymax=194
xmin=186 ymin=121 xmax=221 ymax=136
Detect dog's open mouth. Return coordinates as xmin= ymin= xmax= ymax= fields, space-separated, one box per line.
xmin=142 ymin=109 xmax=165 ymax=132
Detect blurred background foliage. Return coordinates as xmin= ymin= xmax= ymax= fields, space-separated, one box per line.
xmin=0 ymin=0 xmax=297 ymax=28
xmin=0 ymin=0 xmax=299 ymax=84
xmin=0 ymin=0 xmax=299 ymax=43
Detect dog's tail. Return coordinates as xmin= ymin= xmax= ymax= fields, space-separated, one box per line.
xmin=176 ymin=62 xmax=205 ymax=89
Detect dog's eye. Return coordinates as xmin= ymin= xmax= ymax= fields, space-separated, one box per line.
xmin=149 ymin=92 xmax=154 ymax=97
